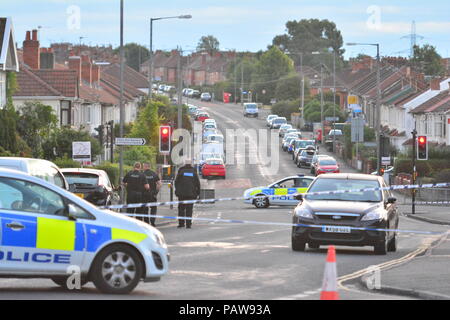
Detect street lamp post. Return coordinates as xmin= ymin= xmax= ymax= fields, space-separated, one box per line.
xmin=347 ymin=42 xmax=381 ymax=175
xmin=148 ymin=14 xmax=192 ymax=99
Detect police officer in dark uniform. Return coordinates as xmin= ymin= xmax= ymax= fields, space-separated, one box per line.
xmin=174 ymin=159 xmax=200 ymax=229
xmin=141 ymin=162 xmax=161 ymax=226
xmin=123 ymin=162 xmax=149 ymax=218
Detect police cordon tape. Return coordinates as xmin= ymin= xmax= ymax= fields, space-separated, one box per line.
xmin=100 ymin=182 xmax=450 ymax=210
xmin=122 ymin=213 xmax=445 ymax=236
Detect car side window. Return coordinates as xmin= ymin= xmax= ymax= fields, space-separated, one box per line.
xmin=295 ymin=178 xmax=312 ymax=188
xmin=0 ymin=177 xmax=66 ymax=216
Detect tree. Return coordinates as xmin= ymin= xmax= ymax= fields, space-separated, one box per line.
xmin=16 ymin=101 xmax=58 ymax=158
xmin=197 ymin=35 xmax=220 ymax=55
xmin=411 ymin=44 xmax=445 ymax=76
xmin=0 ymin=72 xmax=19 ymax=154
xmin=114 ymin=43 xmax=150 ymax=72
xmin=303 ymin=99 xmax=345 ymax=123
xmin=272 ymin=19 xmax=345 ymax=68
xmin=275 ymin=73 xmax=311 ymax=102
xmin=251 ymin=46 xmax=295 ymax=104
xmin=43 ymin=127 xmax=102 ymax=162
xmin=129 ymin=99 xmax=161 ymax=149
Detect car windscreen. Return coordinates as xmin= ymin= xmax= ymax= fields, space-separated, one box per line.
xmin=306 ymin=179 xmax=382 ymax=202
xmin=64 ymin=173 xmax=99 ymax=186
xmin=298 ymin=140 xmax=315 ymax=148
xmin=319 ymin=159 xmax=337 ymax=166
xmin=245 ymin=104 xmax=257 ymax=109
xmin=206 ymin=159 xmax=224 ymax=165
xmin=273 ymin=118 xmax=287 ymax=124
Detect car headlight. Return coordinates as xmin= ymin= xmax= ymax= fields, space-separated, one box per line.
xmin=361 ymin=210 xmax=384 ymax=221
xmin=145 ymin=227 xmax=167 ymax=247
xmin=295 ymin=207 xmax=313 ymax=219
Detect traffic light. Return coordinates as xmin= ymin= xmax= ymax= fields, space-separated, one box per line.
xmin=95 ymin=125 xmax=104 ymax=145
xmin=417 ymin=136 xmax=428 ymax=160
xmin=159 ymin=126 xmax=171 ymax=153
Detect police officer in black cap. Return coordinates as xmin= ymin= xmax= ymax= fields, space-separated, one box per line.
xmin=123 ymin=162 xmax=149 ymax=218
xmin=141 ymin=162 xmax=161 ymax=226
xmin=175 ymin=159 xmax=200 ymax=229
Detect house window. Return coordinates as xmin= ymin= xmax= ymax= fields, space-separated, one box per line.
xmin=85 ymin=105 xmax=91 ymax=124
xmin=60 ymin=100 xmax=71 ymax=126
xmin=0 ymin=72 xmax=6 ymax=109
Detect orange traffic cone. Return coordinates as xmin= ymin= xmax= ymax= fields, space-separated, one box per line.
xmin=320 ymin=245 xmax=339 ymax=300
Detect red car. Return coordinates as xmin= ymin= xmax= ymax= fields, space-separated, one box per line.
xmin=315 ymin=157 xmax=340 ymax=176
xmin=202 ymin=158 xmax=226 ymax=179
xmin=196 ymin=112 xmax=210 ymax=122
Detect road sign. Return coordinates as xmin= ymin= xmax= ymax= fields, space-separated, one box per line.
xmin=351 ymin=118 xmax=364 ymax=143
xmin=348 ymin=95 xmax=359 ymax=105
xmin=72 ymin=141 xmax=91 ymax=165
xmin=325 ymin=117 xmax=339 ymax=122
xmin=382 ymin=156 xmax=391 ymax=166
xmin=115 ymin=138 xmax=146 ymax=146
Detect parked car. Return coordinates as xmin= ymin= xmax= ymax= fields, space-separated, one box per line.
xmin=0 ymin=157 xmax=69 ymax=190
xmin=291 ymin=173 xmax=399 ymax=255
xmin=266 ymin=115 xmax=278 ymax=127
xmin=296 ymin=149 xmax=316 ymax=168
xmin=292 ymin=140 xmax=316 ymax=163
xmin=191 ymin=90 xmax=201 ymax=98
xmin=270 ymin=117 xmax=287 ymax=129
xmin=278 ymin=124 xmax=293 ymax=137
xmin=203 ymin=122 xmax=217 ymax=131
xmin=201 ymin=158 xmax=226 ymax=179
xmin=196 ymin=111 xmax=209 ymax=122
xmin=61 ymin=168 xmax=120 ymax=206
xmin=314 ymin=157 xmax=340 ymax=176
xmin=187 ymin=104 xmax=198 ymax=116
xmin=205 ymin=134 xmax=224 ymax=144
xmin=310 ymin=154 xmax=332 ymax=175
xmin=282 ymin=136 xmax=297 ymax=152
xmin=201 ymin=92 xmax=212 ymax=102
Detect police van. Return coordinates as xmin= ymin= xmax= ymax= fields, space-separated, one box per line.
xmin=0 ymin=168 xmax=169 ymax=294
xmin=243 ymin=175 xmax=315 ymax=208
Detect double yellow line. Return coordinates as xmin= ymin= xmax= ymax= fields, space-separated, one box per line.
xmin=337 ymin=231 xmax=449 ymax=292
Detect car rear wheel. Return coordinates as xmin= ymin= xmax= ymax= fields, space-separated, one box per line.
xmin=253 ymin=195 xmax=269 ymax=209
xmin=91 ymin=244 xmax=143 ymax=294
xmin=292 ymin=237 xmax=306 ymax=252
xmin=374 ymin=237 xmax=388 ymax=255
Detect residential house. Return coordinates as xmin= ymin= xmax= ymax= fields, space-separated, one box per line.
xmin=0 ymin=17 xmax=19 ymax=108
xmin=409 ymin=80 xmax=450 ymax=147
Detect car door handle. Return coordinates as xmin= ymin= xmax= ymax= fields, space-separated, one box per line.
xmin=6 ymin=222 xmax=25 ymax=230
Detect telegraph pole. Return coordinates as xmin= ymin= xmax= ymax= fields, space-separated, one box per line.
xmin=412 ymin=127 xmax=417 ymax=215
xmin=119 ymin=0 xmax=125 ymax=203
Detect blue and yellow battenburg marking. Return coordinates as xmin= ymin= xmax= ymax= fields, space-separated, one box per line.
xmin=0 ymin=212 xmax=147 ymax=253
xmin=249 ymin=188 xmax=308 ymax=197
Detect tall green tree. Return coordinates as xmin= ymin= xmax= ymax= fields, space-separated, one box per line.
xmin=114 ymin=43 xmax=150 ymax=72
xmin=16 ymin=101 xmax=58 ymax=158
xmin=196 ymin=35 xmax=220 ymax=55
xmin=0 ymin=72 xmax=19 ymax=154
xmin=272 ymin=19 xmax=345 ymax=68
xmin=251 ymin=46 xmax=295 ymax=104
xmin=411 ymin=44 xmax=445 ymax=76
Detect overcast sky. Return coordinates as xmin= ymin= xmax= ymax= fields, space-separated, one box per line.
xmin=3 ymin=0 xmax=450 ymax=59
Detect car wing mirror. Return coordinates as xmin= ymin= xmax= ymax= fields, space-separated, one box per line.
xmin=387 ymin=197 xmax=397 ymax=204
xmin=67 ymin=204 xmax=78 ymax=221
xmin=295 ymin=194 xmax=303 ymax=201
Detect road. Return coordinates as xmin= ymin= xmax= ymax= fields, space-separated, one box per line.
xmin=0 ymin=99 xmax=448 ymax=300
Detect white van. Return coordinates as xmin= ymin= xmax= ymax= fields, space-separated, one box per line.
xmin=0 ymin=157 xmax=69 ymax=190
xmin=243 ymin=103 xmax=259 ymax=117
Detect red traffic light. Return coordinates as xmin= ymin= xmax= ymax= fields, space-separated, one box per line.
xmin=159 ymin=126 xmax=171 ymax=153
xmin=162 ymin=127 xmax=169 ymax=136
xmin=418 ymin=136 xmax=426 ymax=145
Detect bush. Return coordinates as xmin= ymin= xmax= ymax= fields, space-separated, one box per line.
xmin=271 ymin=99 xmax=300 ymax=120
xmin=434 ymin=169 xmax=450 ymax=183
xmin=93 ymin=162 xmax=132 ymax=187
xmin=394 ymin=159 xmax=433 ymax=177
xmin=54 ymin=156 xmax=82 ymax=169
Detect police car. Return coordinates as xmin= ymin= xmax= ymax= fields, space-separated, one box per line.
xmin=0 ymin=168 xmax=169 ymax=294
xmin=243 ymin=175 xmax=315 ymax=208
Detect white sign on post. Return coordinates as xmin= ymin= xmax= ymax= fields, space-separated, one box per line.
xmin=72 ymin=141 xmax=92 ymax=166
xmin=115 ymin=138 xmax=147 ymax=146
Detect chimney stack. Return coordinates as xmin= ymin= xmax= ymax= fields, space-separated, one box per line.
xmin=40 ymin=48 xmax=55 ymax=69
xmin=23 ymin=29 xmax=40 ymax=69
xmin=81 ymin=54 xmax=92 ymax=86
xmin=68 ymin=56 xmax=82 ymax=84
xmin=91 ymin=64 xmax=101 ymax=85
xmin=430 ymin=78 xmax=441 ymax=91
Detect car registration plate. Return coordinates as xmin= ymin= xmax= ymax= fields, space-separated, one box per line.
xmin=210 ymin=173 xmax=219 ymax=175
xmin=322 ymin=226 xmax=351 ymax=233
xmin=75 ymin=193 xmax=84 ymax=199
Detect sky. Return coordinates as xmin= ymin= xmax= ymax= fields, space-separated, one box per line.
xmin=2 ymin=0 xmax=450 ymax=59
